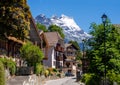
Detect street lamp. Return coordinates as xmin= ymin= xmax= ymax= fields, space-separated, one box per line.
xmin=101 ymin=14 xmax=107 ymax=85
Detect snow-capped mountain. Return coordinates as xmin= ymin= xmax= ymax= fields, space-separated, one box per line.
xmin=35 ymin=14 xmax=91 ymax=43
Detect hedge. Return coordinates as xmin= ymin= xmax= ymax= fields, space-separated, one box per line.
xmin=0 ymin=60 xmax=5 ymax=85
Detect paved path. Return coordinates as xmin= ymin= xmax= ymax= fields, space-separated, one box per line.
xmin=44 ymin=76 xmax=84 ymax=85
xmin=6 ymin=75 xmax=85 ymax=85
xmin=6 ymin=76 xmax=29 ymax=85
xmin=6 ymin=75 xmax=38 ymax=85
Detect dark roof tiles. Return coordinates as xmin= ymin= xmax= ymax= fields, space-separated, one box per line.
xmin=44 ymin=32 xmax=63 ymax=46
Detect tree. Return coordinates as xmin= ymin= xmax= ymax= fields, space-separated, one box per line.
xmin=69 ymin=40 xmax=80 ymax=50
xmin=87 ymin=21 xmax=120 ymax=84
xmin=0 ymin=58 xmax=16 ymax=76
xmin=0 ymin=0 xmax=31 ymax=40
xmin=20 ymin=42 xmax=44 ymax=66
xmin=36 ymin=23 xmax=48 ymax=32
xmin=48 ymin=25 xmax=65 ymax=38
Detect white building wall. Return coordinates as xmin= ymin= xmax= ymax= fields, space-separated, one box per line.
xmin=51 ymin=47 xmax=56 ymax=68
xmin=43 ymin=46 xmax=56 ymax=68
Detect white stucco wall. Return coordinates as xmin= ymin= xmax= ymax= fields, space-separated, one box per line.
xmin=43 ymin=46 xmax=56 ymax=68
xmin=72 ymin=65 xmax=76 ymax=70
xmin=51 ymin=47 xmax=56 ymax=68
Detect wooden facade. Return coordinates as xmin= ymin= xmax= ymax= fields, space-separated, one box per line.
xmin=63 ymin=44 xmax=78 ymax=75
xmin=0 ymin=38 xmax=23 ymax=57
xmin=0 ymin=17 xmax=42 ymax=67
xmin=40 ymin=32 xmax=64 ymax=69
xmin=55 ymin=43 xmax=64 ymax=69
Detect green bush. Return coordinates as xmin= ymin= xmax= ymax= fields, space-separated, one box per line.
xmin=0 ymin=58 xmax=16 ymax=75
xmin=53 ymin=68 xmax=58 ymax=73
xmin=8 ymin=61 xmax=16 ymax=75
xmin=0 ymin=58 xmax=4 ymax=62
xmin=107 ymin=70 xmax=120 ymax=84
xmin=6 ymin=58 xmax=16 ymax=75
xmin=44 ymin=69 xmax=49 ymax=77
xmin=56 ymin=73 xmax=61 ymax=78
xmin=0 ymin=61 xmax=5 ymax=85
xmin=20 ymin=42 xmax=44 ymax=67
xmin=35 ymin=63 xmax=44 ymax=76
xmin=47 ymin=68 xmax=54 ymax=76
xmin=81 ymin=73 xmax=100 ymax=85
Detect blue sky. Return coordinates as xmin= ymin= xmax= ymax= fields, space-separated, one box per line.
xmin=28 ymin=0 xmax=120 ymax=33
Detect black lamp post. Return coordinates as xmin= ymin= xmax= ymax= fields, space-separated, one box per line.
xmin=101 ymin=14 xmax=107 ymax=85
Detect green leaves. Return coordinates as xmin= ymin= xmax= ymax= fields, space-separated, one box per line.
xmin=0 ymin=0 xmax=31 ymax=40
xmin=0 ymin=58 xmax=16 ymax=76
xmin=48 ymin=25 xmax=65 ymax=38
xmin=0 ymin=61 xmax=5 ymax=85
xmin=107 ymin=70 xmax=120 ymax=84
xmin=20 ymin=42 xmax=44 ymax=66
xmin=81 ymin=73 xmax=100 ymax=85
xmin=36 ymin=23 xmax=48 ymax=32
xmin=36 ymin=23 xmax=65 ymax=39
xmin=87 ymin=20 xmax=120 ymax=84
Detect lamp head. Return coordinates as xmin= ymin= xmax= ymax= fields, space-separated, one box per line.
xmin=101 ymin=14 xmax=107 ymax=23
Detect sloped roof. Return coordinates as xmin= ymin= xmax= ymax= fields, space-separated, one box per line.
xmin=65 ymin=43 xmax=79 ymax=50
xmin=65 ymin=43 xmax=72 ymax=48
xmin=113 ymin=24 xmax=120 ymax=27
xmin=29 ymin=17 xmax=41 ymax=45
xmin=44 ymin=32 xmax=63 ymax=46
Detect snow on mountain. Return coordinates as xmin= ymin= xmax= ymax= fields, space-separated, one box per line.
xmin=35 ymin=14 xmax=91 ymax=43
xmin=51 ymin=14 xmax=81 ymax=31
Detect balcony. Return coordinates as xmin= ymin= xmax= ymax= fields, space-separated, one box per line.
xmin=56 ymin=56 xmax=63 ymax=61
xmin=63 ymin=66 xmax=72 ymax=68
xmin=55 ymin=46 xmax=64 ymax=52
xmin=66 ymin=51 xmax=76 ymax=57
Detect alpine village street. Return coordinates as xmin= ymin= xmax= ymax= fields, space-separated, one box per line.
xmin=1 ymin=0 xmax=120 ymax=85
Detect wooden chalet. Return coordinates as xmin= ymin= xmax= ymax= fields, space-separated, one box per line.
xmin=63 ymin=43 xmax=79 ymax=75
xmin=0 ymin=17 xmax=42 ymax=67
xmin=40 ymin=32 xmax=64 ymax=69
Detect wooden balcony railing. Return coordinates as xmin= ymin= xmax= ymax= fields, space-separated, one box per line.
xmin=56 ymin=56 xmax=63 ymax=61
xmin=55 ymin=46 xmax=64 ymax=52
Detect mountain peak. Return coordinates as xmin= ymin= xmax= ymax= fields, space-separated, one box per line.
xmin=38 ymin=14 xmax=46 ymax=18
xmin=51 ymin=15 xmax=58 ymax=19
xmin=61 ymin=14 xmax=72 ymax=19
xmin=59 ymin=14 xmax=80 ymax=31
xmin=35 ymin=14 xmax=91 ymax=43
